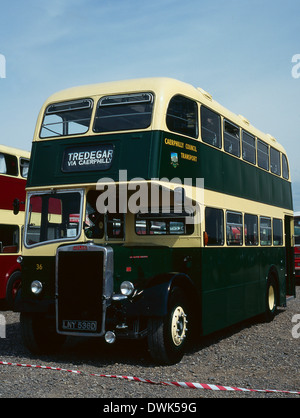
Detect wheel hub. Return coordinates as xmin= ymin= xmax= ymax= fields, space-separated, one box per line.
xmin=268 ymin=285 xmax=275 ymax=311
xmin=171 ymin=306 xmax=188 ymax=346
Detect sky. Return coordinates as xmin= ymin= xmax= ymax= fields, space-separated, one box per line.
xmin=0 ymin=0 xmax=300 ymax=211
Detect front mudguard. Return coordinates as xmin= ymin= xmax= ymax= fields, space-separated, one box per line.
xmin=122 ymin=273 xmax=197 ymax=318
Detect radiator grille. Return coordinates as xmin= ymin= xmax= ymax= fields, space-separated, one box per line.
xmin=56 ymin=245 xmax=112 ymax=336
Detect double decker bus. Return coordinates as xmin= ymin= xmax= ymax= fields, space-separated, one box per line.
xmin=0 ymin=145 xmax=30 ymax=309
xmin=294 ymin=212 xmax=300 ymax=282
xmin=16 ymin=78 xmax=295 ymax=364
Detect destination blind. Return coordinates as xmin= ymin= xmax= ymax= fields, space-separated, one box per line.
xmin=62 ymin=144 xmax=114 ymax=172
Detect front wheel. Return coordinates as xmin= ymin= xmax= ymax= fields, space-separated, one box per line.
xmin=147 ymin=287 xmax=189 ymax=365
xmin=6 ymin=271 xmax=22 ymax=310
xmin=20 ymin=312 xmax=66 ymax=354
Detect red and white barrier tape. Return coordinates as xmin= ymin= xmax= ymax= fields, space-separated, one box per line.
xmin=0 ymin=360 xmax=299 ymax=395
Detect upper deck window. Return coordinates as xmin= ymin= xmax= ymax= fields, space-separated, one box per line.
xmin=166 ymin=95 xmax=198 ymax=138
xmin=93 ymin=93 xmax=154 ymax=133
xmin=201 ymin=106 xmax=221 ymax=148
xmin=257 ymin=140 xmax=269 ymax=171
xmin=282 ymin=154 xmax=289 ymax=179
xmin=20 ymin=158 xmax=29 ymax=178
xmin=242 ymin=131 xmax=256 ymax=165
xmin=270 ymin=147 xmax=281 ymax=176
xmin=40 ymin=99 xmax=93 ymax=138
xmin=0 ymin=153 xmax=18 ymax=176
xmin=224 ymin=120 xmax=240 ymax=157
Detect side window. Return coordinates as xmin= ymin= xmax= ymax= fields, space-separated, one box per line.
xmin=260 ymin=217 xmax=272 ymax=246
xmin=282 ymin=154 xmax=289 ymax=179
xmin=226 ymin=211 xmax=243 ymax=245
xmin=224 ymin=120 xmax=240 ymax=157
xmin=270 ymin=148 xmax=281 ymax=176
xmin=295 ymin=218 xmax=300 ymax=245
xmin=205 ymin=207 xmax=224 ymax=246
xmin=0 ymin=153 xmax=18 ymax=176
xmin=85 ymin=191 xmax=125 ymax=240
xmin=200 ymin=106 xmax=221 ymax=148
xmin=166 ymin=95 xmax=198 ymax=138
xmin=20 ymin=158 xmax=29 ymax=178
xmin=244 ymin=214 xmax=258 ymax=246
xmin=273 ymin=218 xmax=283 ymax=245
xmin=0 ymin=224 xmax=19 ymax=253
xmin=242 ymin=131 xmax=256 ymax=165
xmin=135 ymin=212 xmax=194 ymax=236
xmin=107 ymin=214 xmax=125 ymax=239
xmin=257 ymin=140 xmax=269 ymax=171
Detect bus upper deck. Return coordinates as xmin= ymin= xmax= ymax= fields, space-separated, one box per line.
xmin=27 ymin=78 xmax=292 ymax=210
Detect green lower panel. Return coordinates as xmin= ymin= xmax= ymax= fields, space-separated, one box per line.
xmin=200 ymin=247 xmax=285 ymax=335
xmin=20 ymin=245 xmax=286 ymax=337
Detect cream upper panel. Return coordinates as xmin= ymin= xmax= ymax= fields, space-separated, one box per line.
xmin=33 ymin=77 xmax=287 ymax=155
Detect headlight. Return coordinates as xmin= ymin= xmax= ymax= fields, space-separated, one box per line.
xmin=31 ymin=280 xmax=43 ymax=295
xmin=120 ymin=281 xmax=134 ymax=296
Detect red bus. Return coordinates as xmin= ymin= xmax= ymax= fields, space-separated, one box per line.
xmin=295 ymin=212 xmax=300 ymax=282
xmin=0 ymin=145 xmax=30 ymax=310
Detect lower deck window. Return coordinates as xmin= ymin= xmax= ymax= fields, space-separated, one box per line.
xmin=260 ymin=217 xmax=272 ymax=246
xmin=244 ymin=214 xmax=258 ymax=245
xmin=135 ymin=212 xmax=194 ymax=235
xmin=85 ymin=191 xmax=125 ymax=239
xmin=0 ymin=225 xmax=19 ymax=253
xmin=205 ymin=207 xmax=224 ymax=245
xmin=226 ymin=211 xmax=243 ymax=245
xmin=273 ymin=218 xmax=283 ymax=245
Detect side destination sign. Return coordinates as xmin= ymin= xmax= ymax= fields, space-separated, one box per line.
xmin=62 ymin=144 xmax=114 ymax=172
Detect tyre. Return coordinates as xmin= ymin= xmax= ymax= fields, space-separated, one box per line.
xmin=20 ymin=312 xmax=66 ymax=354
xmin=6 ymin=271 xmax=22 ymax=310
xmin=147 ymin=287 xmax=189 ymax=365
xmin=264 ymin=276 xmax=278 ymax=322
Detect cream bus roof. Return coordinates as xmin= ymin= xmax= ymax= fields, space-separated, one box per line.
xmin=36 ymin=77 xmax=286 ymax=154
xmin=0 ymin=144 xmax=30 ymax=159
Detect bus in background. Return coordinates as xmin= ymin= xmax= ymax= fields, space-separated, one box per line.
xmin=295 ymin=211 xmax=300 ymax=282
xmin=0 ymin=145 xmax=30 ymax=310
xmin=16 ymin=78 xmax=294 ymax=364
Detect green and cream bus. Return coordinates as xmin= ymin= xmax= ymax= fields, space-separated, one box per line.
xmin=16 ymin=78 xmax=295 ymax=364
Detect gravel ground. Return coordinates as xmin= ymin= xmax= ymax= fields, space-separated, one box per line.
xmin=0 ymin=287 xmax=299 ymax=400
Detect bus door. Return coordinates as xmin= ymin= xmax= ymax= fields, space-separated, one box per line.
xmin=285 ymin=215 xmax=295 ymax=296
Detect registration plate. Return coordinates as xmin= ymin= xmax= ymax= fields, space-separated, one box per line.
xmin=62 ymin=320 xmax=97 ymax=332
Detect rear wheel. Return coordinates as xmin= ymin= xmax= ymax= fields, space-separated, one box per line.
xmin=264 ymin=276 xmax=278 ymax=322
xmin=147 ymin=287 xmax=189 ymax=365
xmin=20 ymin=312 xmax=66 ymax=354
